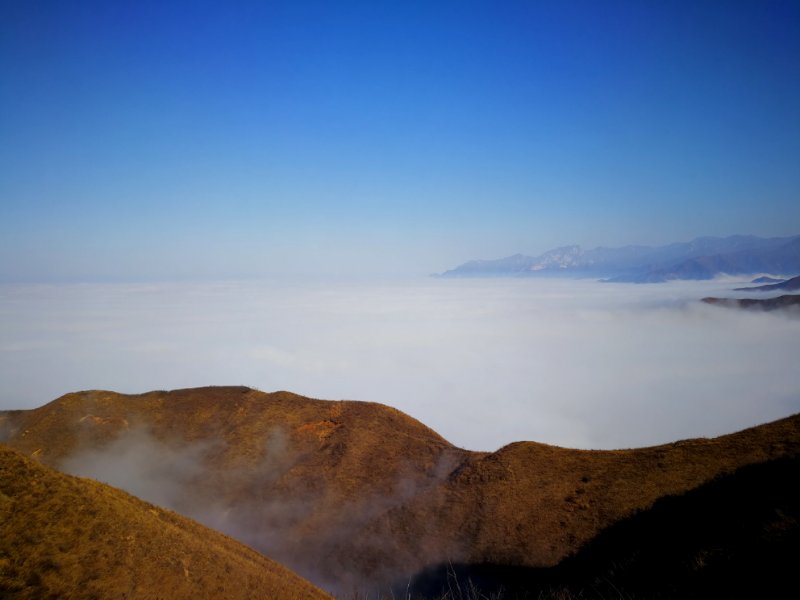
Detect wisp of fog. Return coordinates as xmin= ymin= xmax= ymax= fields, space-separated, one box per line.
xmin=1 ymin=277 xmax=798 ymax=450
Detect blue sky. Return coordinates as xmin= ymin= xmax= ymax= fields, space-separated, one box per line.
xmin=2 ymin=0 xmax=799 ymax=281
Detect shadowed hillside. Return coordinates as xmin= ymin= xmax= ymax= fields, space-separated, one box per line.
xmin=409 ymin=455 xmax=800 ymax=599
xmin=0 ymin=444 xmax=331 ymax=600
xmin=702 ymin=294 xmax=800 ymax=312
xmin=2 ymin=386 xmax=799 ymax=595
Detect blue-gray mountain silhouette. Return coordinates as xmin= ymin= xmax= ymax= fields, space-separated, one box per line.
xmin=439 ymin=235 xmax=800 ymax=282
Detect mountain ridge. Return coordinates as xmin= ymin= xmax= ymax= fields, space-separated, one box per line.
xmin=409 ymin=456 xmax=800 ymax=599
xmin=734 ymin=274 xmax=800 ymax=292
xmin=701 ymin=294 xmax=800 ymax=312
xmin=439 ymin=234 xmax=800 ymax=282
xmin=2 ymin=386 xmax=799 ymax=594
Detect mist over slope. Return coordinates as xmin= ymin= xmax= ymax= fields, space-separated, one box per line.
xmin=2 ymin=387 xmax=799 ymax=594
xmin=0 ymin=442 xmax=331 ymax=600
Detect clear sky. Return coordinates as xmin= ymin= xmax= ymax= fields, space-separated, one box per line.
xmin=2 ymin=0 xmax=799 ymax=281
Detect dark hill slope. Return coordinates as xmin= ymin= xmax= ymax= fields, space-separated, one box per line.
xmin=2 ymin=387 xmax=799 ymax=593
xmin=411 ymin=455 xmax=800 ymax=599
xmin=418 ymin=416 xmax=800 ymax=567
xmin=0 ymin=444 xmax=331 ymax=600
xmin=702 ymin=294 xmax=800 ymax=311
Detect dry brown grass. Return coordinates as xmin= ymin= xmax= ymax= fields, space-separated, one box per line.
xmin=0 ymin=443 xmax=331 ymax=600
xmin=2 ymin=386 xmax=799 ymax=593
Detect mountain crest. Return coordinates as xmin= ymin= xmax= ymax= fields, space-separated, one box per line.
xmin=2 ymin=386 xmax=799 ymax=593
xmin=439 ymin=234 xmax=800 ymax=282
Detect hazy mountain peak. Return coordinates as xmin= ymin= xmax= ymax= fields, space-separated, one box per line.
xmin=440 ymin=234 xmax=800 ymax=282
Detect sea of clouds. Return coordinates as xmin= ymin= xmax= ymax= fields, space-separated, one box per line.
xmin=1 ymin=276 xmax=798 ymax=450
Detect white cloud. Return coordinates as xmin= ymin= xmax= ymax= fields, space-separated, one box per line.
xmin=0 ymin=277 xmax=798 ymax=451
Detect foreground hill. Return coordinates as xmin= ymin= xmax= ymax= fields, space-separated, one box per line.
xmin=412 ymin=456 xmax=800 ymax=599
xmin=0 ymin=444 xmax=331 ymax=600
xmin=2 ymin=387 xmax=799 ymax=594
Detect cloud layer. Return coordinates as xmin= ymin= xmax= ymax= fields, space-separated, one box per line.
xmin=1 ymin=277 xmax=798 ymax=450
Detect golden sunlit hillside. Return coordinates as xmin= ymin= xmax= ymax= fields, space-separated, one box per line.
xmin=2 ymin=386 xmax=799 ymax=593
xmin=0 ymin=443 xmax=331 ymax=600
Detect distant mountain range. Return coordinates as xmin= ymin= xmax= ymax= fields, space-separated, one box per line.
xmin=702 ymin=294 xmax=800 ymax=312
xmin=750 ymin=276 xmax=787 ymax=284
xmin=734 ymin=274 xmax=800 ymax=292
xmin=439 ymin=234 xmax=800 ymax=282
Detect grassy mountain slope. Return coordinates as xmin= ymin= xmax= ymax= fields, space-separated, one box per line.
xmin=2 ymin=386 xmax=799 ymax=593
xmin=411 ymin=455 xmax=800 ymax=599
xmin=0 ymin=443 xmax=331 ymax=600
